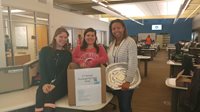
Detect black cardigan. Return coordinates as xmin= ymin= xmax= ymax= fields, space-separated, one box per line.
xmin=39 ymin=46 xmax=72 ymax=86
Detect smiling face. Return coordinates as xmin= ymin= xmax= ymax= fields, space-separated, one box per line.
xmin=84 ymin=31 xmax=96 ymax=45
xmin=111 ymin=22 xmax=125 ymax=40
xmin=55 ymin=32 xmax=68 ymax=49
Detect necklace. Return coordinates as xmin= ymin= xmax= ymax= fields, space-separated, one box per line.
xmin=50 ymin=51 xmax=60 ymax=85
xmin=112 ymin=39 xmax=125 ymax=63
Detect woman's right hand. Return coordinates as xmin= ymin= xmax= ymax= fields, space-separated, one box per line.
xmin=119 ymin=82 xmax=130 ymax=91
xmin=42 ymin=84 xmax=54 ymax=94
xmin=80 ymin=63 xmax=87 ymax=68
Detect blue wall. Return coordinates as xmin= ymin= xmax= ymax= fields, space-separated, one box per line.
xmin=124 ymin=18 xmax=192 ymax=43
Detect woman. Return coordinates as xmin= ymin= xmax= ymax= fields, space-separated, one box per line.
xmin=145 ymin=35 xmax=152 ymax=48
xmin=107 ymin=19 xmax=138 ymax=112
xmin=72 ymin=28 xmax=108 ymax=68
xmin=76 ymin=34 xmax=82 ymax=46
xmin=35 ymin=27 xmax=72 ymax=112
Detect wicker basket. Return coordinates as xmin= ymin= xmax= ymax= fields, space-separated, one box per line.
xmin=106 ymin=62 xmax=141 ymax=90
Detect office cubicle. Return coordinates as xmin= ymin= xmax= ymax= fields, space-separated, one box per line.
xmin=0 ymin=59 xmax=38 ymax=93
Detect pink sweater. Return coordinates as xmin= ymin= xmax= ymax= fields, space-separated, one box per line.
xmin=72 ymin=45 xmax=108 ymax=67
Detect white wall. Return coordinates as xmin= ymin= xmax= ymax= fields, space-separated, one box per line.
xmin=49 ymin=9 xmax=110 ymax=47
xmin=0 ymin=0 xmax=7 ymax=67
xmin=193 ymin=14 xmax=200 ymax=42
xmin=2 ymin=0 xmax=109 ymax=44
xmin=193 ymin=13 xmax=200 ymax=30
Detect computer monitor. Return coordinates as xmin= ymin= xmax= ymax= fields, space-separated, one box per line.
xmin=152 ymin=25 xmax=162 ymax=30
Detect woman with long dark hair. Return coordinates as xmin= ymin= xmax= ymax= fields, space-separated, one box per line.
xmin=72 ymin=28 xmax=108 ymax=68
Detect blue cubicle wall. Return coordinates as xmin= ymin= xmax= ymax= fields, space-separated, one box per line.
xmin=124 ymin=18 xmax=192 ymax=43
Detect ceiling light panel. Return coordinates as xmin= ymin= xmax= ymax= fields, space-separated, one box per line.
xmin=92 ymin=6 xmax=124 ymax=18
xmin=145 ymin=2 xmax=159 ymax=16
xmin=158 ymin=1 xmax=168 ymax=15
xmin=143 ymin=0 xmax=182 ymax=16
xmin=107 ymin=0 xmax=183 ymax=18
xmin=135 ymin=2 xmax=153 ymax=16
xmin=166 ymin=0 xmax=182 ymax=15
xmin=91 ymin=0 xmax=184 ymax=19
xmin=2 ymin=9 xmax=25 ymax=13
xmin=109 ymin=3 xmax=145 ymax=17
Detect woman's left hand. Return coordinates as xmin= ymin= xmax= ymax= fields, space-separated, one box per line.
xmin=119 ymin=82 xmax=130 ymax=91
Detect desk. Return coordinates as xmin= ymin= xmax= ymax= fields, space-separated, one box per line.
xmin=166 ymin=47 xmax=189 ymax=60
xmin=140 ymin=48 xmax=156 ymax=60
xmin=137 ymin=55 xmax=151 ymax=77
xmin=166 ymin=60 xmax=182 ymax=77
xmin=165 ymin=78 xmax=187 ymax=112
xmin=0 ymin=86 xmax=113 ymax=112
xmin=167 ymin=60 xmax=200 ymax=77
xmin=166 ymin=47 xmax=175 ymax=59
xmin=56 ymin=92 xmax=113 ymax=111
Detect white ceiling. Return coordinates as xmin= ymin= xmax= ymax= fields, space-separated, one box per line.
xmin=54 ymin=0 xmax=200 ymax=20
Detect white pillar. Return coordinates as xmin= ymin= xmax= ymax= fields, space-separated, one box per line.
xmin=0 ymin=0 xmax=6 ymax=67
xmin=47 ymin=0 xmax=54 ymax=41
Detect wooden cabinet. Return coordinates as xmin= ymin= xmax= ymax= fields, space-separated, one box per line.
xmin=156 ymin=34 xmax=170 ymax=49
xmin=7 ymin=54 xmax=30 ymax=66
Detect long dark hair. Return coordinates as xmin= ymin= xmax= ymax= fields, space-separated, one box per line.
xmin=81 ymin=28 xmax=99 ymax=53
xmin=109 ymin=19 xmax=128 ymax=41
xmin=50 ymin=26 xmax=69 ymax=50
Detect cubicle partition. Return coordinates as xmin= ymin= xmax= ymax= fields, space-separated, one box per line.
xmin=0 ymin=59 xmax=38 ymax=93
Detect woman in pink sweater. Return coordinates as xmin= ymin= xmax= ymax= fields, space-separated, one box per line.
xmin=72 ymin=28 xmax=108 ymax=68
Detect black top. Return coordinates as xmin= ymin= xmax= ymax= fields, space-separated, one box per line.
xmin=39 ymin=46 xmax=72 ymax=86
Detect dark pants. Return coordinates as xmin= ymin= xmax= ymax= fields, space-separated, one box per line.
xmin=35 ymin=83 xmax=67 ymax=108
xmin=107 ymin=86 xmax=134 ymax=112
xmin=145 ymin=44 xmax=151 ymax=48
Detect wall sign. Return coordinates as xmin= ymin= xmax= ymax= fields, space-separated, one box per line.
xmin=15 ymin=26 xmax=28 ymax=48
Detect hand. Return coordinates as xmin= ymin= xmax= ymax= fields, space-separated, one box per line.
xmin=42 ymin=84 xmax=55 ymax=94
xmin=80 ymin=63 xmax=87 ymax=68
xmin=86 ymin=60 xmax=93 ymax=67
xmin=87 ymin=59 xmax=99 ymax=67
xmin=119 ymin=82 xmax=130 ymax=91
xmin=49 ymin=84 xmax=55 ymax=92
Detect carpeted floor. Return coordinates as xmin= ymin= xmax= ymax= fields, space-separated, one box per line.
xmin=99 ymin=49 xmax=172 ymax=112
xmin=133 ymin=50 xmax=171 ymax=112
